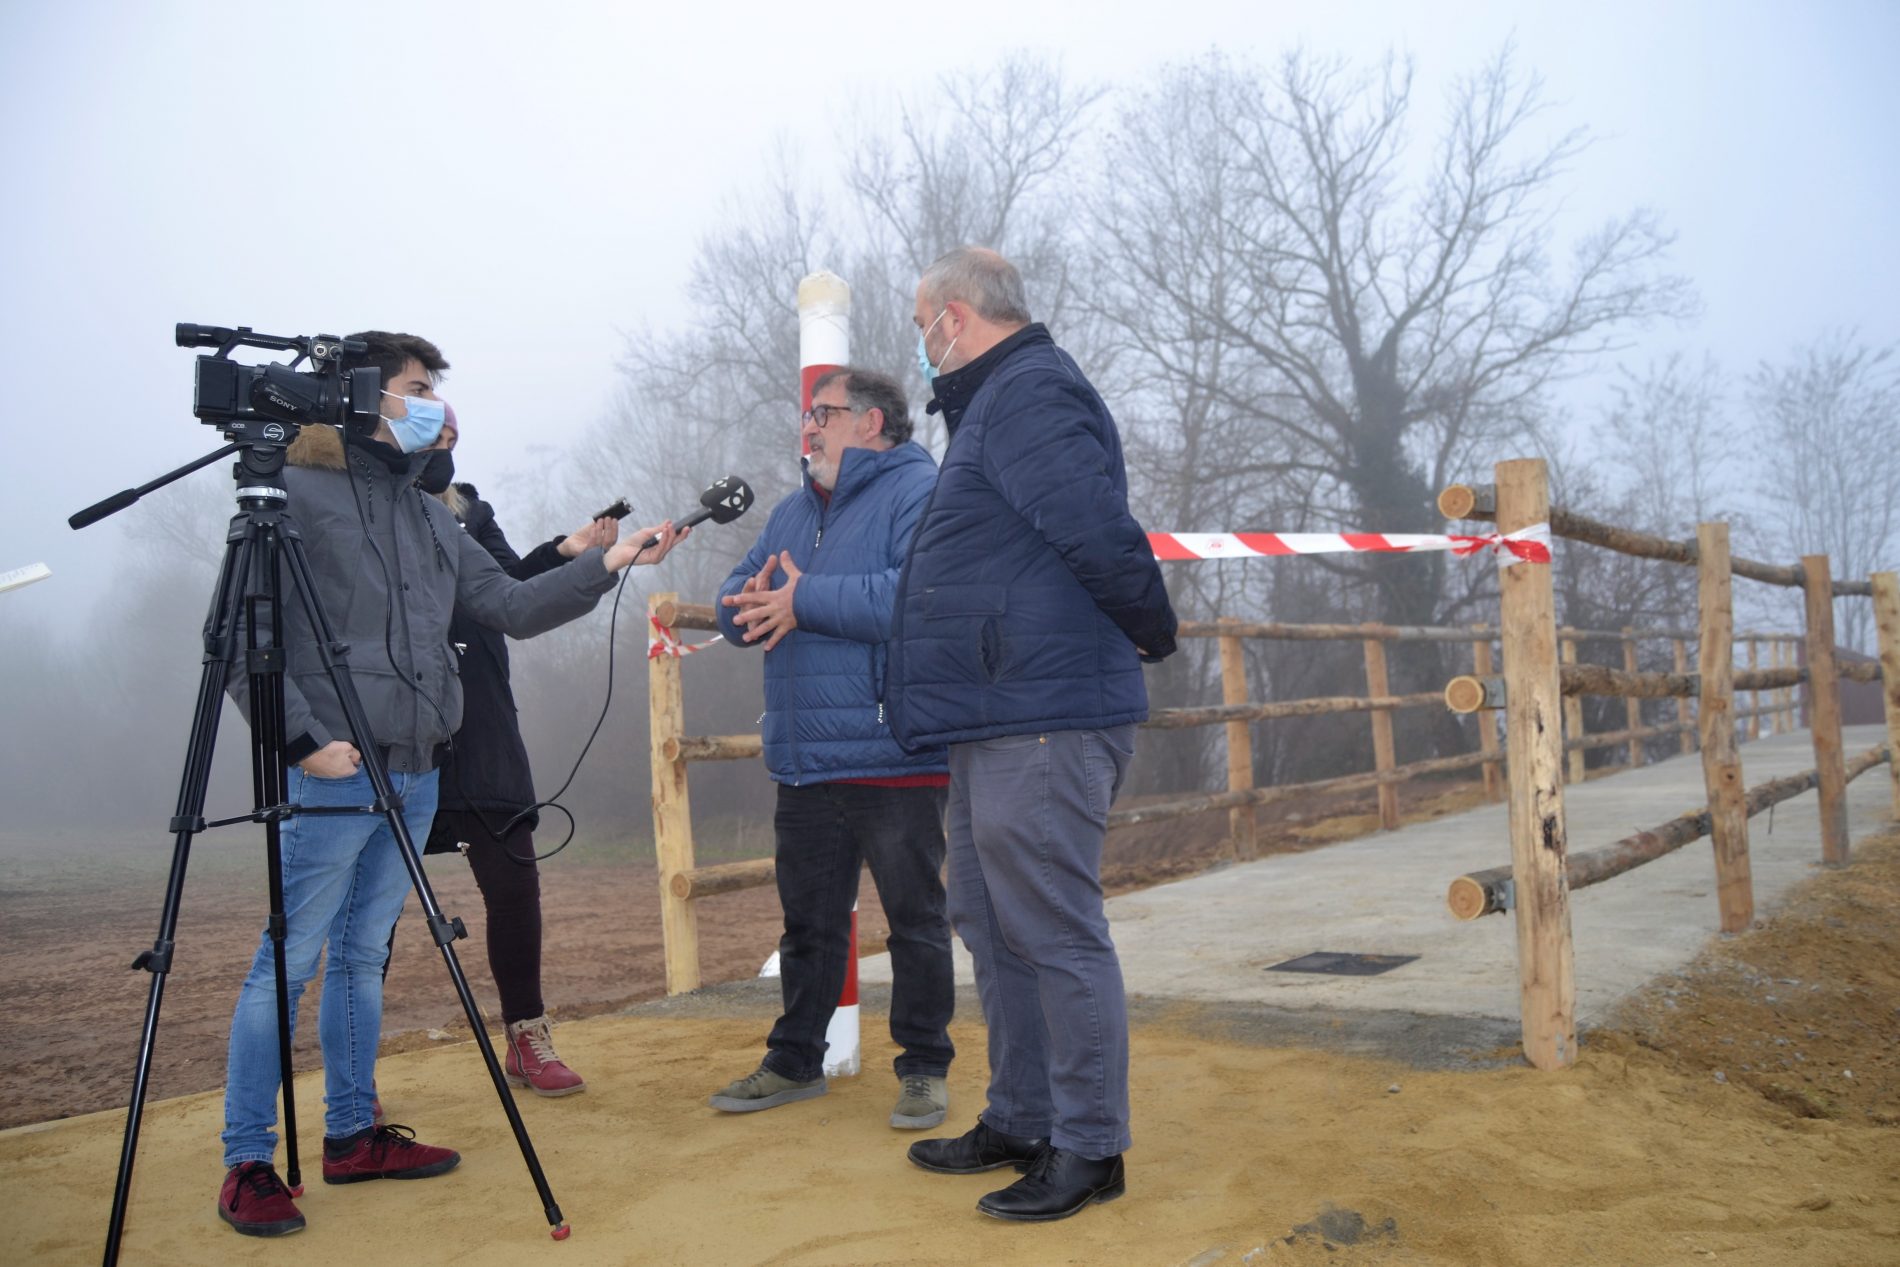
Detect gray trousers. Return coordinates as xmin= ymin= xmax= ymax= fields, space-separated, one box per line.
xmin=946 ymin=725 xmax=1136 ymax=1158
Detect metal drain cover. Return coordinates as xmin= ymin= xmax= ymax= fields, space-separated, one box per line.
xmin=1266 ymin=952 xmax=1418 ymax=976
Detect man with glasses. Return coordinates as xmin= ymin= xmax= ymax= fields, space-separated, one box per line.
xmin=709 ymin=367 xmax=956 ymax=1131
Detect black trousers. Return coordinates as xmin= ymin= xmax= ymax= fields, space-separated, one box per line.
xmin=405 ymin=809 xmax=546 ymax=1025
xmin=763 ymin=781 xmax=956 ymax=1082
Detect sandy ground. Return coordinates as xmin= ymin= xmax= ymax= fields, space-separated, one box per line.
xmin=7 ymin=824 xmax=1899 ymax=1265
xmin=0 ymin=781 xmax=1477 ymax=1131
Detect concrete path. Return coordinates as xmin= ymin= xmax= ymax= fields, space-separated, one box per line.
xmin=861 ymin=726 xmax=1894 ymax=1033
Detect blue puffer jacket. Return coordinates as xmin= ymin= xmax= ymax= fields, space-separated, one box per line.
xmin=887 ymin=324 xmax=1178 ymax=748
xmin=716 ymin=440 xmax=948 ymax=784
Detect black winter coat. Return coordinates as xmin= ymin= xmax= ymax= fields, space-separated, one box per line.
xmin=426 ymin=485 xmax=568 ymax=850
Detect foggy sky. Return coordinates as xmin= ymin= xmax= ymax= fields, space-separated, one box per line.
xmin=2 ymin=0 xmax=1896 ymax=634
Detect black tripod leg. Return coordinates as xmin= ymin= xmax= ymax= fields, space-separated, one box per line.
xmin=276 ymin=531 xmax=570 ymax=1240
xmin=103 ymin=528 xmax=253 ymax=1267
xmin=247 ymin=544 xmax=303 ymax=1193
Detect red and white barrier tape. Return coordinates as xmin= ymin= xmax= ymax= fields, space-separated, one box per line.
xmin=1148 ymin=523 xmax=1551 ymax=568
xmin=648 ymin=614 xmax=727 ymax=660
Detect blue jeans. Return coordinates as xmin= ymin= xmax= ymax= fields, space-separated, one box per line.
xmin=947 ymin=726 xmax=1135 ymax=1159
xmin=221 ymin=766 xmax=439 ymax=1167
xmin=764 ymin=781 xmax=955 ymax=1083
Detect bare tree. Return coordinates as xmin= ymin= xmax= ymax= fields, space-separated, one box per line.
xmin=1602 ymin=352 xmax=1729 ymax=536
xmin=1089 ymin=46 xmax=1695 ymax=636
xmin=1748 ymin=331 xmax=1900 ymax=651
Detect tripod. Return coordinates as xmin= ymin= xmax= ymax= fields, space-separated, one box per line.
xmin=79 ymin=432 xmax=569 ymax=1264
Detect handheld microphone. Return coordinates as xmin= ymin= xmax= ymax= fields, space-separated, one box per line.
xmin=639 ymin=475 xmax=754 ymax=549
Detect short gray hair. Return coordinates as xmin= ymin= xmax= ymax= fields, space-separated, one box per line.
xmin=810 ymin=366 xmax=913 ymax=445
xmin=920 ymin=246 xmax=1032 ymax=324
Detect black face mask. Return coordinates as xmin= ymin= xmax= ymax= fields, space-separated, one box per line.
xmin=418 ymin=449 xmax=455 ymax=495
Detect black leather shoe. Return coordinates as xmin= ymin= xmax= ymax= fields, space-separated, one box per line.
xmin=907 ymin=1120 xmax=1048 ymax=1175
xmin=976 ymin=1147 xmax=1125 ymax=1222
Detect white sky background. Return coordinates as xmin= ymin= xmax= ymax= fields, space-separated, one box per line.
xmin=2 ymin=0 xmax=1896 ymax=629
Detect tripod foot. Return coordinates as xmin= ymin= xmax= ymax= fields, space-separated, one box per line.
xmin=290 ymin=1183 xmax=304 ymax=1198
xmin=551 ymin=1224 xmax=571 ymax=1241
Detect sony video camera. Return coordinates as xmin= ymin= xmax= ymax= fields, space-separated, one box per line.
xmin=177 ymin=324 xmax=384 ymax=440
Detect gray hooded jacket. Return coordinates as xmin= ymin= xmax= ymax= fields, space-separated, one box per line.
xmin=221 ymin=426 xmax=617 ymax=772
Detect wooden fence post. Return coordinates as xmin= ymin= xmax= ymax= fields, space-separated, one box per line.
xmin=1874 ymin=573 xmax=1900 ymax=820
xmin=1696 ymin=524 xmax=1753 ymax=933
xmin=1673 ymin=638 xmax=1695 ymax=755
xmin=1802 ymin=556 xmax=1850 ymax=866
xmin=1622 ymin=627 xmax=1644 ymax=768
xmin=1747 ymin=638 xmax=1762 ymax=741
xmin=1473 ymin=626 xmax=1503 ymax=801
xmin=1363 ymin=637 xmax=1400 ymax=830
xmin=648 ymin=592 xmax=702 ymax=993
xmin=1218 ymin=620 xmax=1258 ymax=859
xmin=1561 ymin=636 xmax=1585 ymax=783
xmin=1495 ymin=458 xmax=1576 ymax=1070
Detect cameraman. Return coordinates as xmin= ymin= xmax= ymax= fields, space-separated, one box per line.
xmin=216 ymin=331 xmax=683 ymax=1238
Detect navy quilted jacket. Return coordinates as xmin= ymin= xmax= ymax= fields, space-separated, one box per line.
xmin=715 ymin=440 xmax=948 ymax=784
xmin=887 ymin=324 xmax=1178 ymax=748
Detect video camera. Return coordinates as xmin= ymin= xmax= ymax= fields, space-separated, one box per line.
xmin=177 ymin=324 xmax=384 ymax=440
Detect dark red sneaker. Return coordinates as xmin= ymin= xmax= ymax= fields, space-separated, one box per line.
xmin=321 ymin=1124 xmax=461 ymax=1185
xmin=218 ymin=1161 xmax=306 ymax=1237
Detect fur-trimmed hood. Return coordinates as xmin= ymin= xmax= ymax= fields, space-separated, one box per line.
xmin=287 ymin=425 xmax=466 ymax=517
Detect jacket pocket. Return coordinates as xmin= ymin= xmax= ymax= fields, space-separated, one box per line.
xmin=922 ymin=584 xmax=1007 ymax=618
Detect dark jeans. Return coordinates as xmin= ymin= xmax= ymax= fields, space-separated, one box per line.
xmin=764 ymin=782 xmax=955 ymax=1083
xmin=947 ymin=725 xmax=1136 ymax=1159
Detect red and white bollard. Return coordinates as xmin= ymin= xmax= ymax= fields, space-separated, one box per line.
xmin=797 ymin=270 xmax=861 ymax=1079
xmin=797 ymin=270 xmax=850 ymax=458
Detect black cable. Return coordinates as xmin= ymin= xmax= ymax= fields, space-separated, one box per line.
xmin=340 ymin=443 xmax=641 ymax=868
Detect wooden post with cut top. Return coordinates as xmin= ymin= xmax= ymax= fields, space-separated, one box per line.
xmin=1218 ymin=620 xmax=1258 ymax=859
xmin=1874 ymin=572 xmax=1900 ymax=819
xmin=1474 ymin=626 xmax=1503 ymax=800
xmin=1494 ymin=459 xmax=1576 ymax=1069
xmin=1363 ymin=637 xmax=1399 ymax=830
xmin=1561 ymin=636 xmax=1585 ymax=783
xmin=1673 ymin=638 xmax=1695 ymax=755
xmin=1621 ymin=627 xmax=1643 ymax=768
xmin=648 ymin=592 xmax=702 ymax=993
xmin=1802 ymin=556 xmax=1850 ymax=865
xmin=1696 ymin=524 xmax=1753 ymax=932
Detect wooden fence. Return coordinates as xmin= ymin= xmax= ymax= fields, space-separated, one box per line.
xmin=644 ymin=566 xmax=1842 ymax=995
xmin=1437 ymin=460 xmax=1900 ymax=1070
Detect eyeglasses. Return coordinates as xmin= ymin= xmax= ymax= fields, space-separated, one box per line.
xmin=800 ymin=403 xmax=857 ymax=428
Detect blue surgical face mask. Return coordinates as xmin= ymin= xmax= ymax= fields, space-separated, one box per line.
xmin=381 ymin=391 xmax=447 ymax=453
xmin=916 ymin=308 xmax=956 ymax=384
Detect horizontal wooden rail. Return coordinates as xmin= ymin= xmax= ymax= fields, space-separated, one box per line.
xmin=1563 ymin=720 xmax=1694 ymax=753
xmin=1447 ymin=742 xmax=1891 ymax=919
xmin=1450 ymin=666 xmax=1811 ymax=711
xmin=1179 ymin=620 xmax=1701 ymax=644
xmin=1177 ymin=620 xmax=1491 ymax=643
xmin=669 ymin=856 xmax=776 ymax=901
xmin=663 ymin=734 xmax=763 ymax=763
xmin=1107 ymin=750 xmax=1492 ymax=829
xmin=1144 ymin=692 xmax=1442 ymax=730
xmin=1439 ymin=483 xmax=1875 ymax=596
xmin=654 ymin=599 xmax=721 ymax=631
xmin=1840 ymin=661 xmax=1883 ymax=684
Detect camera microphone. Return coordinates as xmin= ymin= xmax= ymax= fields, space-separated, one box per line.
xmin=639 ymin=475 xmax=754 ymax=549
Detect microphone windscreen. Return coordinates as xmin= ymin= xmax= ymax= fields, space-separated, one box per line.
xmin=700 ymin=476 xmax=755 ymax=524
